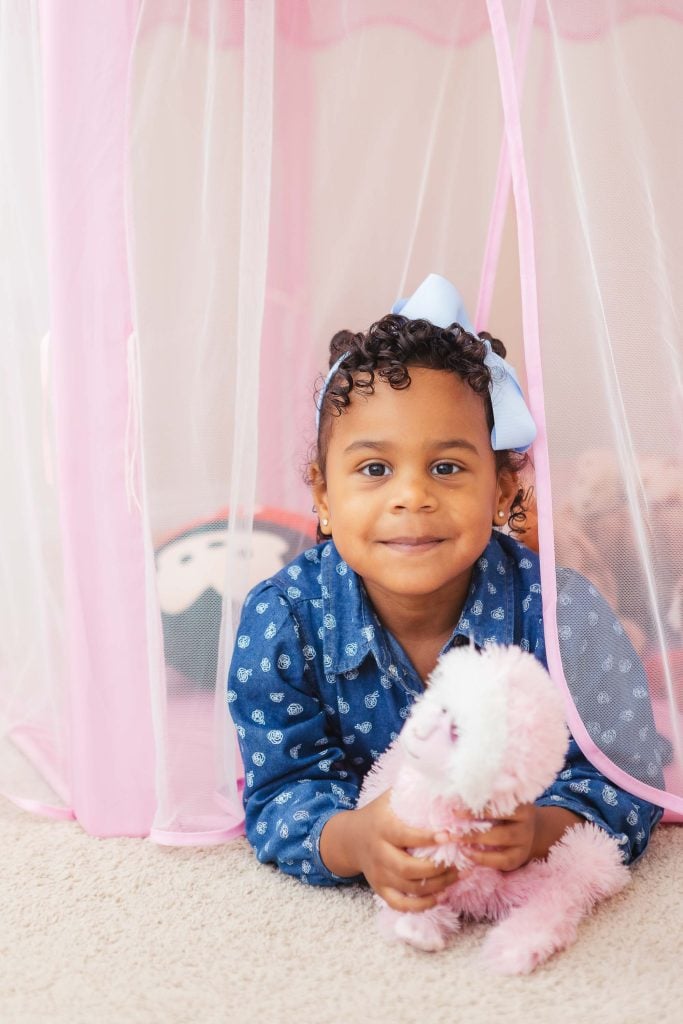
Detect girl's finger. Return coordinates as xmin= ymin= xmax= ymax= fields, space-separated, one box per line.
xmin=387 ymin=820 xmax=446 ymax=850
xmin=459 ymin=822 xmax=519 ymax=846
xmin=434 ymin=821 xmax=495 ymax=844
xmin=387 ymin=845 xmax=453 ymax=881
xmin=462 ymin=845 xmax=526 ymax=872
xmin=378 ymin=886 xmax=445 ymax=914
xmin=389 ymin=869 xmax=460 ymax=898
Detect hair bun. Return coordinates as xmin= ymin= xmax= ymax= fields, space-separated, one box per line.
xmin=329 ymin=329 xmax=357 ymax=365
xmin=479 ymin=329 xmax=507 ymax=360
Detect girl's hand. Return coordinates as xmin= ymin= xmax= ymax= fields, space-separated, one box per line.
xmin=457 ymin=803 xmax=583 ymax=871
xmin=320 ymin=790 xmax=464 ymax=912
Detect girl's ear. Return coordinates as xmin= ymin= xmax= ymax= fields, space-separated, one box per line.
xmin=309 ymin=463 xmax=331 ymax=534
xmin=494 ymin=468 xmax=518 ymax=524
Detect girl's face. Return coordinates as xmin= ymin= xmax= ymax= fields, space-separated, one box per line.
xmin=311 ymin=367 xmax=517 ymax=612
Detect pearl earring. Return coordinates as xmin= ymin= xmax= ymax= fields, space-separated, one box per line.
xmin=498 ymin=510 xmax=505 ymax=519
xmin=322 ymin=518 xmax=329 ymax=527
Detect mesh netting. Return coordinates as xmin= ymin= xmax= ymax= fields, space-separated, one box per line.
xmin=1 ymin=0 xmax=682 ymax=838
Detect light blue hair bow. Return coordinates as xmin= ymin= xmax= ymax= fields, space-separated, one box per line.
xmin=317 ymin=273 xmax=536 ymax=453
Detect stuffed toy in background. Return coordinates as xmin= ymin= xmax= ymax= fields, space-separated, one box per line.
xmin=155 ymin=508 xmax=315 ymax=688
xmin=554 ymin=448 xmax=683 ymax=656
xmin=358 ymin=643 xmax=630 ymax=974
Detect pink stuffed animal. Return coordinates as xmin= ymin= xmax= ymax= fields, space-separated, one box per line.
xmin=357 ymin=643 xmax=630 ymax=974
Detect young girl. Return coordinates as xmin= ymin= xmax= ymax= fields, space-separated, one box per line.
xmin=228 ymin=274 xmax=663 ymax=913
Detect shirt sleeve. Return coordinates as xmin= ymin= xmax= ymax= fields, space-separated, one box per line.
xmin=556 ymin=568 xmax=670 ymax=786
xmin=537 ymin=569 xmax=665 ymax=864
xmin=227 ymin=584 xmax=363 ymax=886
xmin=535 ymin=737 xmax=663 ymax=864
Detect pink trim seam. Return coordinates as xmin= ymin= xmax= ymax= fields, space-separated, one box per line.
xmin=149 ymin=822 xmax=246 ymax=848
xmin=41 ymin=1 xmax=157 ymax=837
xmin=5 ymin=796 xmax=76 ymax=822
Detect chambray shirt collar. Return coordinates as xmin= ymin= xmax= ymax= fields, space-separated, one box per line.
xmin=319 ymin=533 xmax=515 ymax=676
xmin=319 ymin=541 xmax=388 ymax=675
xmin=449 ymin=535 xmax=516 ymax=650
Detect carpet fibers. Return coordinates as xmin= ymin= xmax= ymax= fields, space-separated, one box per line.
xmin=2 ymin=798 xmax=681 ymax=1024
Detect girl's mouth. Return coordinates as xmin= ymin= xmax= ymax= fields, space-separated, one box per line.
xmin=381 ymin=537 xmax=444 ymax=553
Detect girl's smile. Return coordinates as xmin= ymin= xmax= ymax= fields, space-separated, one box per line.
xmin=311 ymin=366 xmax=518 ymax=633
xmin=380 ymin=536 xmax=444 ymax=553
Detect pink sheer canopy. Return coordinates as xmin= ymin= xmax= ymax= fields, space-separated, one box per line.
xmin=1 ymin=0 xmax=682 ymax=841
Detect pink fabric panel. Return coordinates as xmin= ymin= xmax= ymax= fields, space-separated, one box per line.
xmin=41 ymin=1 xmax=157 ymax=836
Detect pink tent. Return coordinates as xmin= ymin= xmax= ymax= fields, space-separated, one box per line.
xmin=1 ymin=0 xmax=682 ymax=844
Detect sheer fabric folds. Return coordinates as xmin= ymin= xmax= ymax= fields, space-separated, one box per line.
xmin=0 ymin=0 xmax=71 ymax=819
xmin=518 ymin=1 xmax=683 ymax=819
xmin=1 ymin=0 xmax=682 ymax=841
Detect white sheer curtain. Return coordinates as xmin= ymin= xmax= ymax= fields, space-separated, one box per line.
xmin=521 ymin=1 xmax=683 ymax=816
xmin=1 ymin=0 xmax=682 ymax=840
xmin=127 ymin=0 xmax=510 ymax=839
xmin=0 ymin=0 xmax=70 ymax=814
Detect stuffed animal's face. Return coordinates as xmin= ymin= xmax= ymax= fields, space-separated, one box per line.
xmin=401 ymin=662 xmax=508 ymax=812
xmin=154 ymin=514 xmax=314 ymax=687
xmin=400 ymin=644 xmax=570 ymax=815
xmin=156 ymin=526 xmax=292 ymax=614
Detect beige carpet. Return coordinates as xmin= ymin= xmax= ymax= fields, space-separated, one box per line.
xmin=1 ymin=797 xmax=681 ymax=1024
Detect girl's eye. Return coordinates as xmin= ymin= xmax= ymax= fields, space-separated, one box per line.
xmin=432 ymin=462 xmax=460 ymax=476
xmin=360 ymin=463 xmax=390 ymax=478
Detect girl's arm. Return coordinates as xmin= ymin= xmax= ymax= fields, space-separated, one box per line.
xmin=456 ymin=736 xmax=662 ymax=870
xmin=228 ymin=583 xmax=362 ymax=885
xmin=535 ymin=736 xmax=663 ymax=863
xmin=550 ymin=568 xmax=665 ymax=864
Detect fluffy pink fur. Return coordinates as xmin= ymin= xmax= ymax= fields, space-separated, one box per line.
xmin=357 ymin=644 xmax=630 ymax=973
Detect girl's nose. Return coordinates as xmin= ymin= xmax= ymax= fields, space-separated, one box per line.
xmin=390 ymin=470 xmax=437 ymax=512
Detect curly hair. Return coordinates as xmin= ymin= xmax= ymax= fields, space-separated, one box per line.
xmin=311 ymin=313 xmax=531 ymax=539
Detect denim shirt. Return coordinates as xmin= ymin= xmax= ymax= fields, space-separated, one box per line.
xmin=227 ymin=532 xmax=663 ymax=886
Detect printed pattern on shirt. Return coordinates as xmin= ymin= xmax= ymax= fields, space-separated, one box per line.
xmin=228 ymin=532 xmax=663 ymax=886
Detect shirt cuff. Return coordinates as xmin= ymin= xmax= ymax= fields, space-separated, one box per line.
xmin=308 ymin=806 xmax=364 ymax=886
xmin=535 ymin=795 xmax=632 ymax=861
